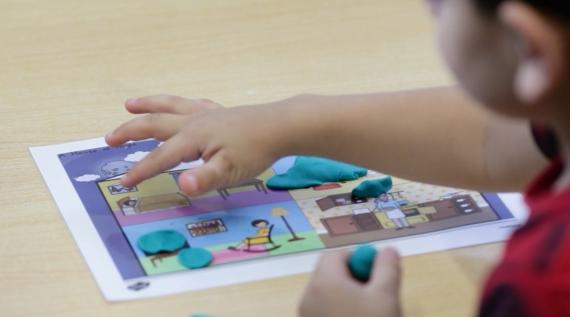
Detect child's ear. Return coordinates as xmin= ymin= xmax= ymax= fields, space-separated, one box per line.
xmin=499 ymin=2 xmax=567 ymax=105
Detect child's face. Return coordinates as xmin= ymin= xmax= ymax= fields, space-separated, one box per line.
xmin=426 ymin=0 xmax=533 ymax=117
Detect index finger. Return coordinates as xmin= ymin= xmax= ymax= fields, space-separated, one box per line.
xmin=120 ymin=134 xmax=200 ymax=188
xmin=126 ymin=95 xmax=222 ymax=115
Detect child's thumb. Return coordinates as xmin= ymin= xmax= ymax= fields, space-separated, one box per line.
xmin=369 ymin=247 xmax=402 ymax=294
xmin=178 ymin=155 xmax=230 ymax=196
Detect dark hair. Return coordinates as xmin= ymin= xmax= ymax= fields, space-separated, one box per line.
xmin=251 ymin=219 xmax=269 ymax=227
xmin=476 ymin=0 xmax=570 ymax=21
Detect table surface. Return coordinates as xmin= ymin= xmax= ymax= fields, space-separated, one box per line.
xmin=0 ymin=1 xmax=506 ymax=316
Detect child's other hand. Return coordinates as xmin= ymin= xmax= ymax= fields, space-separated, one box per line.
xmin=105 ymin=95 xmax=284 ymax=196
xmin=299 ymin=247 xmax=402 ymax=317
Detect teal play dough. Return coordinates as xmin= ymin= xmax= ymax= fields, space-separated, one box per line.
xmin=348 ymin=244 xmax=378 ymax=282
xmin=137 ymin=230 xmax=186 ymax=254
xmin=178 ymin=248 xmax=213 ymax=269
xmin=266 ymin=156 xmax=367 ymax=189
xmin=351 ymin=177 xmax=393 ymax=198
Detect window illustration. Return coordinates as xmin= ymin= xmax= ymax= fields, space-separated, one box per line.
xmin=187 ymin=219 xmax=228 ymax=237
xmin=108 ymin=184 xmax=138 ymax=195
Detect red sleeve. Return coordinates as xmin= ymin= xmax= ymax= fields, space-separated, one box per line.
xmin=478 ymin=284 xmax=530 ymax=317
xmin=531 ymin=124 xmax=559 ymax=160
xmin=479 ymin=250 xmax=570 ymax=317
xmin=478 ymin=209 xmax=570 ymax=317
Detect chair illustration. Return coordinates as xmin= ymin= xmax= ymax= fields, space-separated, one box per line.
xmin=149 ymin=251 xmax=179 ymax=267
xmin=229 ymin=222 xmax=281 ymax=253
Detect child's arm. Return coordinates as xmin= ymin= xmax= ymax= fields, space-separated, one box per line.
xmin=106 ymin=87 xmax=547 ymax=196
xmin=282 ymin=87 xmax=548 ymax=192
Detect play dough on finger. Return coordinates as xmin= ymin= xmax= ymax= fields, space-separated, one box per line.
xmin=178 ymin=248 xmax=213 ymax=269
xmin=348 ymin=244 xmax=378 ymax=282
xmin=266 ymin=156 xmax=367 ymax=189
xmin=351 ymin=177 xmax=393 ymax=198
xmin=137 ymin=230 xmax=187 ymax=254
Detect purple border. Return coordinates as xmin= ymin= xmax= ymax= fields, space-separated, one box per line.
xmin=481 ymin=193 xmax=515 ymax=219
xmin=59 ymin=141 xmax=160 ymax=279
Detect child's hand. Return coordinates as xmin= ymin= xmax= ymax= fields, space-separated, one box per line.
xmin=105 ymin=95 xmax=288 ymax=196
xmin=299 ymin=247 xmax=402 ymax=317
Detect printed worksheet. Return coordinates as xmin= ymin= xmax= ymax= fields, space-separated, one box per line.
xmin=30 ymin=138 xmax=527 ymax=301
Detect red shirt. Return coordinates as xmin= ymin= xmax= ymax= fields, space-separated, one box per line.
xmin=479 ymin=158 xmax=570 ymax=316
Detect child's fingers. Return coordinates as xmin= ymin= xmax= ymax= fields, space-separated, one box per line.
xmin=126 ymin=95 xmax=221 ymax=115
xmin=120 ymin=135 xmax=199 ymax=188
xmin=177 ymin=153 xmax=235 ymax=196
xmin=314 ymin=248 xmax=352 ymax=278
xmin=105 ymin=114 xmax=184 ymax=147
xmin=125 ymin=95 xmax=188 ymax=114
xmin=369 ymin=247 xmax=401 ymax=294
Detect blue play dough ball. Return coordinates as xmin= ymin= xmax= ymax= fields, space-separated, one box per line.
xmin=178 ymin=248 xmax=213 ymax=269
xmin=137 ymin=230 xmax=187 ymax=254
xmin=266 ymin=156 xmax=368 ymax=189
xmin=348 ymin=245 xmax=378 ymax=282
xmin=351 ymin=177 xmax=393 ymax=198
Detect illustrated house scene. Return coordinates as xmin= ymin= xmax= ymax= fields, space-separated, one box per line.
xmin=321 ymin=194 xmax=482 ymax=236
xmin=227 ymin=207 xmax=307 ymax=252
xmin=315 ymin=193 xmax=369 ymax=211
xmin=216 ymin=178 xmax=268 ymax=200
xmin=121 ymin=201 xmax=325 ymax=276
xmin=146 ymin=219 xmax=229 ymax=267
xmin=291 ymin=178 xmax=498 ymax=247
xmin=228 ymin=219 xmax=281 ymax=252
xmin=98 ymin=169 xmax=272 ymax=217
xmin=170 ymin=170 xmax=269 ymax=200
xmin=98 ymin=171 xmax=193 ymax=216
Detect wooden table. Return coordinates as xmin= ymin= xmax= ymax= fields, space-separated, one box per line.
xmin=0 ymin=1 xmax=505 ymax=316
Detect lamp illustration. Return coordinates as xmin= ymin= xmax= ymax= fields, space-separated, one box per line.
xmin=272 ymin=207 xmax=305 ymax=242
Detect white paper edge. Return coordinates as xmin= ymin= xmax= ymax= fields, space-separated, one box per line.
xmin=29 ymin=137 xmax=528 ymax=301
